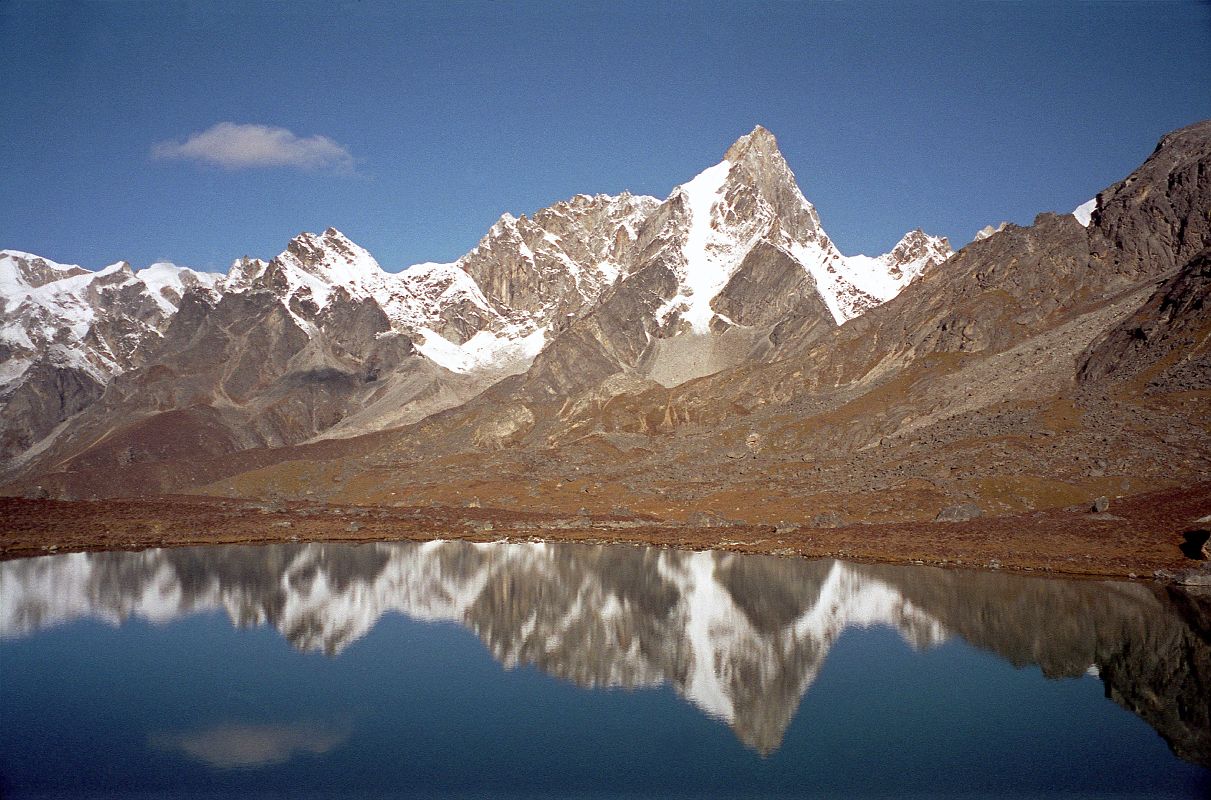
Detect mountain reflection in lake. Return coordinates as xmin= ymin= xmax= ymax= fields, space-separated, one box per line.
xmin=1 ymin=540 xmax=1209 ymax=798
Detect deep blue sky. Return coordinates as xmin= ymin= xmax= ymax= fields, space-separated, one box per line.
xmin=2 ymin=0 xmax=1209 ymax=273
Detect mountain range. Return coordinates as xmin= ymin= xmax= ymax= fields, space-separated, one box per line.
xmin=1 ymin=122 xmax=1208 ymax=526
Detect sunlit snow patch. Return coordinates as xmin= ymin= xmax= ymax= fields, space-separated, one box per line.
xmin=656 ymin=159 xmax=744 ymax=334
xmin=1073 ymin=197 xmax=1097 ymax=227
xmin=415 ymin=325 xmax=547 ymax=374
xmin=137 ymin=263 xmax=223 ymax=314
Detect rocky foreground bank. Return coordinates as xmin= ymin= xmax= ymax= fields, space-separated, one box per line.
xmin=2 ymin=482 xmax=1209 ymax=583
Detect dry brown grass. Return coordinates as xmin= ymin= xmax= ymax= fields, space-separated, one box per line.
xmin=5 ymin=482 xmax=1208 ymax=582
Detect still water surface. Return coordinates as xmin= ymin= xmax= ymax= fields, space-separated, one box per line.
xmin=1 ymin=540 xmax=1208 ymax=798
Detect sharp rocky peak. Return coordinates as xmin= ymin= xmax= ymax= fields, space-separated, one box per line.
xmin=258 ymin=228 xmax=387 ymax=303
xmin=721 ymin=125 xmax=811 ymax=199
xmin=716 ymin=126 xmax=826 ymax=243
xmin=723 ymin=124 xmax=782 ymax=163
xmin=889 ymin=229 xmax=952 ymax=263
xmin=647 ymin=127 xmax=953 ymax=333
xmin=281 ymin=227 xmax=376 ymax=272
xmin=649 ymin=127 xmax=840 ymax=333
xmin=878 ymin=229 xmax=952 ymax=284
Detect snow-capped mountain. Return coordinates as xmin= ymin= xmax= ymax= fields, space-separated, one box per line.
xmin=513 ymin=126 xmax=951 ymax=393
xmin=218 ymin=192 xmax=658 ymax=378
xmin=1 ymin=251 xmax=220 ymax=387
xmin=1 ymin=125 xmax=953 ymax=474
xmin=652 ymin=126 xmax=951 ymax=331
xmin=0 ymin=250 xmax=222 ymax=459
xmin=4 ymin=126 xmax=944 ymax=390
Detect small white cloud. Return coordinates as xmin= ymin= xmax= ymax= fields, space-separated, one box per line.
xmin=152 ymin=122 xmax=354 ymax=172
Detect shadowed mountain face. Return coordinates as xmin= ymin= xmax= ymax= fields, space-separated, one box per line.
xmin=1079 ymin=247 xmax=1211 ymax=392
xmin=2 ymin=541 xmax=1207 ymax=764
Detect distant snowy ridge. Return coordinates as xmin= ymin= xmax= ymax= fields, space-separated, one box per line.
xmin=0 ymin=250 xmax=221 ymax=390
xmin=215 ymin=192 xmax=657 ymax=376
xmin=138 ymin=262 xmax=224 ymax=314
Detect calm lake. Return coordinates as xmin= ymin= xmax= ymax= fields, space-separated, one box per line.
xmin=1 ymin=540 xmax=1208 ymax=798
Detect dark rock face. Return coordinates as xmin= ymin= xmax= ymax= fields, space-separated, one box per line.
xmin=1089 ymin=120 xmax=1211 ymax=283
xmin=460 ymin=193 xmax=657 ymax=319
xmin=0 ymin=364 xmax=103 ymax=460
xmin=1079 ymin=248 xmax=1211 ymax=390
xmin=712 ymin=241 xmax=832 ymax=333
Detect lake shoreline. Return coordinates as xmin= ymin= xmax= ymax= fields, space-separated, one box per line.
xmin=2 ymin=482 xmax=1209 ymax=583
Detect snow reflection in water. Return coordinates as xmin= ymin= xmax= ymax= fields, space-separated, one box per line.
xmin=3 ymin=539 xmax=1208 ymax=767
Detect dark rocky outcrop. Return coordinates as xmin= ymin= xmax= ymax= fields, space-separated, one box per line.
xmin=0 ymin=363 xmax=103 ymax=460
xmin=712 ymin=240 xmax=833 ymax=335
xmin=1089 ymin=120 xmax=1211 ymax=283
xmin=1078 ymin=247 xmax=1211 ymax=391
